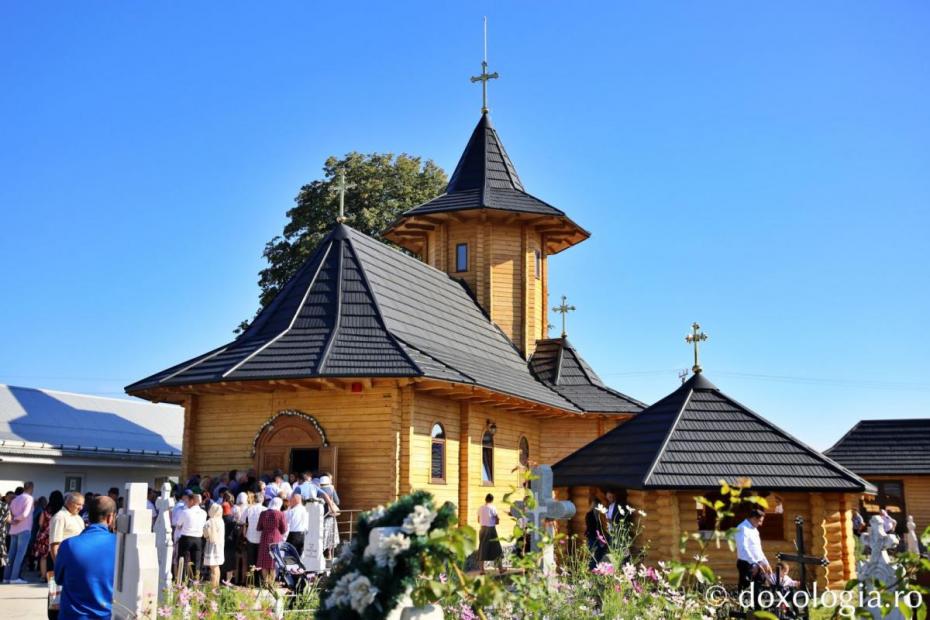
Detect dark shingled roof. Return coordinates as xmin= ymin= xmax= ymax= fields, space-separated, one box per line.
xmin=529 ymin=338 xmax=645 ymax=414
xmin=553 ymin=373 xmax=874 ymax=492
xmin=825 ymin=419 xmax=930 ymax=475
xmin=399 ymin=113 xmax=580 ymax=220
xmin=126 ymin=224 xmax=582 ymax=412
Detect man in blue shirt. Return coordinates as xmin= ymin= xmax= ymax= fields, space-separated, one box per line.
xmin=54 ymin=496 xmax=117 ymax=619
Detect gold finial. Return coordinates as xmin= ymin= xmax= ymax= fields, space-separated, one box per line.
xmin=685 ymin=322 xmax=708 ymax=374
xmin=552 ymin=295 xmax=576 ymax=338
xmin=470 ymin=16 xmax=499 ymax=114
xmin=333 ymin=169 xmax=355 ymax=223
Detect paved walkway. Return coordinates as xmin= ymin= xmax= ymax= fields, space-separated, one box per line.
xmin=0 ymin=579 xmax=48 ymax=620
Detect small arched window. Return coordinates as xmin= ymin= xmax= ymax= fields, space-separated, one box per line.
xmin=519 ymin=436 xmax=530 ymax=467
xmin=430 ymin=423 xmax=446 ymax=483
xmin=482 ymin=430 xmax=494 ymax=484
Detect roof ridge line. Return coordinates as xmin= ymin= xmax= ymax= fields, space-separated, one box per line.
xmin=553 ymin=339 xmax=565 ymax=385
xmin=393 ymin=336 xmax=468 ymax=383
xmin=823 ymin=420 xmax=863 ymax=455
xmin=712 ymin=389 xmax=873 ymax=491
xmin=642 ymin=387 xmax=694 ymax=487
xmin=317 ymin=238 xmax=346 ymax=374
xmin=342 ymin=238 xmax=422 ymax=375
xmin=160 ymin=345 xmax=230 ymax=385
xmin=223 ymin=241 xmax=335 ymax=379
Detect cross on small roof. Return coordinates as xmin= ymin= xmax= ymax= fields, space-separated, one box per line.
xmin=552 ymin=295 xmax=575 ymax=338
xmin=333 ymin=169 xmax=355 ymax=223
xmin=469 ymin=16 xmax=499 ymax=114
xmin=685 ymin=322 xmax=708 ymax=374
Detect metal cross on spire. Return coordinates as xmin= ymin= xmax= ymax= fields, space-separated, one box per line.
xmin=552 ymin=295 xmax=576 ymax=338
xmin=685 ymin=322 xmax=708 ymax=374
xmin=333 ymin=169 xmax=355 ymax=223
xmin=470 ymin=16 xmax=499 ymax=114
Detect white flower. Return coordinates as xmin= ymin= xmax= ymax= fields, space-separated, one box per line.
xmin=637 ymin=509 xmax=647 ymax=517
xmin=401 ymin=504 xmax=436 ymax=536
xmin=366 ymin=505 xmax=386 ymax=525
xmin=365 ymin=531 xmax=411 ymax=569
xmin=595 ymin=504 xmax=608 ymax=514
xmin=334 ymin=542 xmax=355 ymax=568
xmin=326 ymin=571 xmax=358 ymax=609
xmin=347 ymin=574 xmax=379 ymax=614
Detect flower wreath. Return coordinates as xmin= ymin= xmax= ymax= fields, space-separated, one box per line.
xmin=316 ymin=490 xmax=457 ymax=619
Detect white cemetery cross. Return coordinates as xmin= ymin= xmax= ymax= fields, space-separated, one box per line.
xmin=858 ymin=515 xmax=904 ymax=620
xmin=905 ymin=515 xmax=919 ymax=554
xmin=113 ymin=482 xmax=159 ymax=620
xmin=301 ymin=498 xmax=326 ymax=573
xmin=515 ymin=465 xmax=576 ymax=554
xmin=154 ymin=482 xmax=174 ymax=601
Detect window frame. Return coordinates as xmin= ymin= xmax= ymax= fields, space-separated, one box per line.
xmin=519 ymin=436 xmax=530 ymax=468
xmin=534 ymin=250 xmax=542 ymax=279
xmin=455 ymin=243 xmax=469 ymax=273
xmin=481 ymin=430 xmax=494 ymax=485
xmin=430 ymin=422 xmax=446 ymax=484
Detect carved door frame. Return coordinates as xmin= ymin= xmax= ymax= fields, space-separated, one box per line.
xmin=252 ymin=411 xmax=337 ymax=483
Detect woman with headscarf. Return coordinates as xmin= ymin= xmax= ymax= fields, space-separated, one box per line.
xmin=202 ymin=503 xmax=225 ymax=586
xmin=243 ymin=492 xmax=266 ymax=575
xmin=34 ymin=491 xmax=62 ymax=580
xmin=256 ymin=497 xmax=287 ymax=584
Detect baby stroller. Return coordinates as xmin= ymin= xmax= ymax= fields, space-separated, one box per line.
xmin=269 ymin=542 xmax=314 ymax=595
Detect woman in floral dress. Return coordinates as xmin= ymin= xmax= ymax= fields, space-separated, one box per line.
xmin=33 ymin=491 xmax=63 ymax=580
xmin=0 ymin=493 xmax=11 ymax=570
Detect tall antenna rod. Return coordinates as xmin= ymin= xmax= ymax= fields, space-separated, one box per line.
xmin=470 ymin=16 xmax=499 ymax=114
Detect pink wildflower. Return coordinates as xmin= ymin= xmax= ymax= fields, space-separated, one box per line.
xmin=235 ymin=613 xmax=247 ymax=620
xmin=592 ymin=562 xmax=615 ymax=576
xmin=198 ymin=612 xmax=207 ymax=620
xmin=439 ymin=573 xmax=448 ymax=584
xmin=157 ymin=607 xmax=172 ymax=618
xmin=645 ymin=566 xmax=659 ymax=582
xmin=596 ymin=530 xmax=607 ymax=546
xmin=209 ymin=600 xmax=219 ymax=613
xmin=459 ymin=603 xmax=478 ymax=620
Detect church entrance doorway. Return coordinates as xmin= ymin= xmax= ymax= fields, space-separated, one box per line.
xmin=253 ymin=412 xmax=337 ymax=483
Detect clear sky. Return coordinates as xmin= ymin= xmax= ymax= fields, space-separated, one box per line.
xmin=1 ymin=2 xmax=928 ymax=450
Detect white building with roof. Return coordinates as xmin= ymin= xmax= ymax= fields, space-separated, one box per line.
xmin=0 ymin=384 xmax=182 ymax=499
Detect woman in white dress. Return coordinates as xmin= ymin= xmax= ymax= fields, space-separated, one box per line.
xmin=202 ymin=503 xmax=225 ymax=586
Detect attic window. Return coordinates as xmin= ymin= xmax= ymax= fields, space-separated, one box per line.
xmin=456 ymin=243 xmax=469 ymax=273
xmin=431 ymin=423 xmax=446 ymax=483
xmin=534 ymin=250 xmax=541 ymax=279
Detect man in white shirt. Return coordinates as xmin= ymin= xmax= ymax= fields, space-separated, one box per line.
xmin=734 ymin=508 xmax=771 ymax=591
xmin=49 ymin=492 xmax=86 ymax=561
xmin=295 ymin=472 xmax=320 ymax=501
xmin=175 ymin=494 xmax=207 ymax=581
xmin=285 ymin=494 xmax=309 ymax=553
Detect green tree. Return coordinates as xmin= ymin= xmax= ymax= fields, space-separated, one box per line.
xmin=242 ymin=152 xmax=447 ymax=331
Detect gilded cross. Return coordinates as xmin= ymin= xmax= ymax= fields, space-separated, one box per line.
xmin=552 ymin=295 xmax=575 ymax=338
xmin=333 ymin=170 xmax=355 ymax=223
xmin=685 ymin=322 xmax=708 ymax=374
xmin=470 ymin=17 xmax=499 ymax=114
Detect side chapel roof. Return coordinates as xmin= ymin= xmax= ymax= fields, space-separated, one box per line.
xmin=529 ymin=338 xmax=645 ymax=414
xmin=552 ymin=373 xmax=875 ymax=492
xmin=825 ymin=419 xmax=930 ymax=475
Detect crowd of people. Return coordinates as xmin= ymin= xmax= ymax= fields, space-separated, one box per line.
xmin=0 ymin=468 xmax=341 ymax=617
xmin=166 ymin=468 xmax=342 ymax=587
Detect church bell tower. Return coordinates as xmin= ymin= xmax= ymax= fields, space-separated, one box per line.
xmin=384 ymin=113 xmax=588 ymax=358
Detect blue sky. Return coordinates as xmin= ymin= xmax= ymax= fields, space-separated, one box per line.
xmin=1 ymin=3 xmax=927 ymax=450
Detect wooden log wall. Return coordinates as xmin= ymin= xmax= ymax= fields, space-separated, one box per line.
xmin=185 ymin=386 xmax=400 ymax=513
xmin=863 ymin=475 xmax=930 ymax=533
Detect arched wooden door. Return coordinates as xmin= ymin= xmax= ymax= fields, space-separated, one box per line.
xmin=254 ymin=413 xmax=337 ymax=483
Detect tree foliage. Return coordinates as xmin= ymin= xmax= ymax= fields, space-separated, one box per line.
xmin=242 ymin=152 xmax=447 ymax=331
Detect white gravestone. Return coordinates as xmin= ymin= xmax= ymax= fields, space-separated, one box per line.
xmin=154 ymin=482 xmax=174 ymax=601
xmin=905 ymin=516 xmax=919 ymax=554
xmin=113 ymin=482 xmax=160 ymax=620
xmin=858 ymin=515 xmax=904 ymax=620
xmin=301 ymin=498 xmax=326 ymax=572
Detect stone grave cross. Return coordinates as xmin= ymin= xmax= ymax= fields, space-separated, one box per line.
xmin=776 ymin=516 xmax=829 ymax=591
xmin=113 ymin=482 xmax=159 ymax=620
xmin=301 ymin=497 xmax=326 ymax=573
xmin=154 ymin=482 xmax=174 ymax=602
xmin=515 ymin=465 xmax=576 ymax=553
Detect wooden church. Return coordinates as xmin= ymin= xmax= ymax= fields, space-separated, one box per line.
xmin=126 ymin=107 xmax=644 ymax=535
